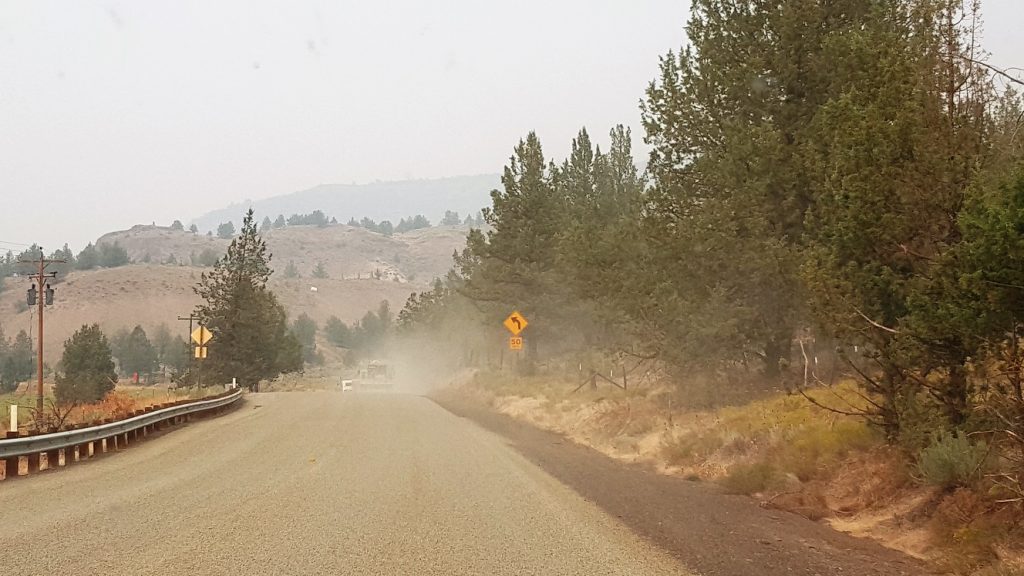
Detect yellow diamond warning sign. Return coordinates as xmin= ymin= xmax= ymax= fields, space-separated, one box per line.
xmin=503 ymin=311 xmax=528 ymax=336
xmin=191 ymin=326 xmax=213 ymax=346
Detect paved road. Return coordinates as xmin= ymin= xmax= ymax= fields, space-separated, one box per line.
xmin=2 ymin=392 xmax=687 ymax=575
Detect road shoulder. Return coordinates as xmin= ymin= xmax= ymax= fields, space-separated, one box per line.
xmin=431 ymin=392 xmax=931 ymax=576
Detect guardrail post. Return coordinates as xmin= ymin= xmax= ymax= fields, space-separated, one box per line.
xmin=70 ymin=425 xmax=85 ymax=462
xmin=45 ymin=441 xmax=60 ymax=471
xmin=3 ymin=431 xmax=19 ymax=479
xmin=26 ymin=447 xmax=40 ymax=475
xmin=129 ymin=411 xmax=140 ymax=442
xmin=91 ymin=421 xmax=103 ymax=456
xmin=103 ymin=418 xmax=117 ymax=452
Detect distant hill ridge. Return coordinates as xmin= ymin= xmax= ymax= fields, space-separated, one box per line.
xmin=190 ymin=174 xmax=500 ymax=234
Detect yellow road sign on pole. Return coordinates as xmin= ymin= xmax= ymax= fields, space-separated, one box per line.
xmin=191 ymin=326 xmax=213 ymax=346
xmin=509 ymin=336 xmax=523 ymax=351
xmin=194 ymin=346 xmax=208 ymax=359
xmin=503 ymin=311 xmax=528 ymax=336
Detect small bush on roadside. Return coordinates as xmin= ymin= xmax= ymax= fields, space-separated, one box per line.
xmin=661 ymin=433 xmax=725 ymax=465
xmin=721 ymin=462 xmax=778 ymax=495
xmin=776 ymin=420 xmax=880 ymax=481
xmin=79 ymin=391 xmax=136 ymax=422
xmin=917 ymin=432 xmax=989 ymax=489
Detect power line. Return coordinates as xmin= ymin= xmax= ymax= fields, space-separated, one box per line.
xmin=0 ymin=239 xmax=33 ymax=248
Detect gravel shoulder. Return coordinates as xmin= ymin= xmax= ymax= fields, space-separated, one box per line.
xmin=432 ymin=392 xmax=933 ymax=576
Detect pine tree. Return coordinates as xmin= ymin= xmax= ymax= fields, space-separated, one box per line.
xmin=194 ymin=209 xmax=302 ymax=388
xmin=441 ymin=211 xmax=461 ymax=226
xmin=461 ymin=132 xmax=566 ymax=358
xmin=324 ymin=316 xmax=352 ymax=347
xmin=260 ymin=216 xmax=272 ymax=233
xmin=8 ymin=330 xmax=34 ymax=383
xmin=291 ymin=313 xmax=319 ymax=364
xmin=0 ymin=323 xmax=12 ymax=392
xmin=151 ymin=323 xmax=173 ymax=367
xmin=55 ymin=324 xmax=117 ymax=405
xmin=312 ymin=262 xmax=328 ymax=279
xmin=217 ymin=221 xmax=236 ymax=239
xmin=76 ymin=243 xmax=99 ymax=270
xmin=117 ymin=325 xmax=159 ymax=380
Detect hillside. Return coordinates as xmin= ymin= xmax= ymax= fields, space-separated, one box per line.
xmin=95 ymin=222 xmax=467 ymax=285
xmin=190 ymin=174 xmax=500 ymax=234
xmin=1 ymin=223 xmax=469 ymax=357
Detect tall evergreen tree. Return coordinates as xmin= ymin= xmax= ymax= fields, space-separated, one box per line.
xmin=461 ymin=132 xmax=567 ymax=357
xmin=194 ymin=209 xmax=302 ymax=388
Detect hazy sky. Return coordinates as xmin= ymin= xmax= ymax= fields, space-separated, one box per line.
xmin=1 ymin=1 xmax=1021 ymax=252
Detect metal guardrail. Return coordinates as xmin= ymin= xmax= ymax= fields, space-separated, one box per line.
xmin=0 ymin=389 xmax=243 ymax=460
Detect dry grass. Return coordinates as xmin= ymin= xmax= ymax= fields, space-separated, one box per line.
xmin=1 ymin=385 xmax=219 ymax=431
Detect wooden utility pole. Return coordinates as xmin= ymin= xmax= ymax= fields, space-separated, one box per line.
xmin=18 ymin=248 xmax=65 ymax=427
xmin=178 ymin=314 xmax=199 ymax=386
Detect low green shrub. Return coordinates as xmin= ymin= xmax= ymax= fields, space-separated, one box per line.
xmin=661 ymin=433 xmax=725 ymax=465
xmin=916 ymin=432 xmax=988 ymax=489
xmin=721 ymin=462 xmax=778 ymax=495
xmin=776 ymin=420 xmax=880 ymax=481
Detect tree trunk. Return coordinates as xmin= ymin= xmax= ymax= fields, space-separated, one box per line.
xmin=762 ymin=332 xmax=791 ymax=381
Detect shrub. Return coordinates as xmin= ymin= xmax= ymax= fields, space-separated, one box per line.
xmin=662 ymin=433 xmax=725 ymax=465
xmin=776 ymin=420 xmax=879 ymax=481
xmin=721 ymin=462 xmax=778 ymax=495
xmin=916 ymin=432 xmax=988 ymax=489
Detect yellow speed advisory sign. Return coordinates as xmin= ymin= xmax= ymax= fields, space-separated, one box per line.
xmin=509 ymin=336 xmax=523 ymax=351
xmin=503 ymin=311 xmax=528 ymax=336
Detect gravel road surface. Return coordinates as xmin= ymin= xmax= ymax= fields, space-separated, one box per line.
xmin=1 ymin=392 xmax=688 ymax=575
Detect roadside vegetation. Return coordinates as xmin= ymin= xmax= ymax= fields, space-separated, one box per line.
xmin=394 ymin=1 xmax=1024 ymax=574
